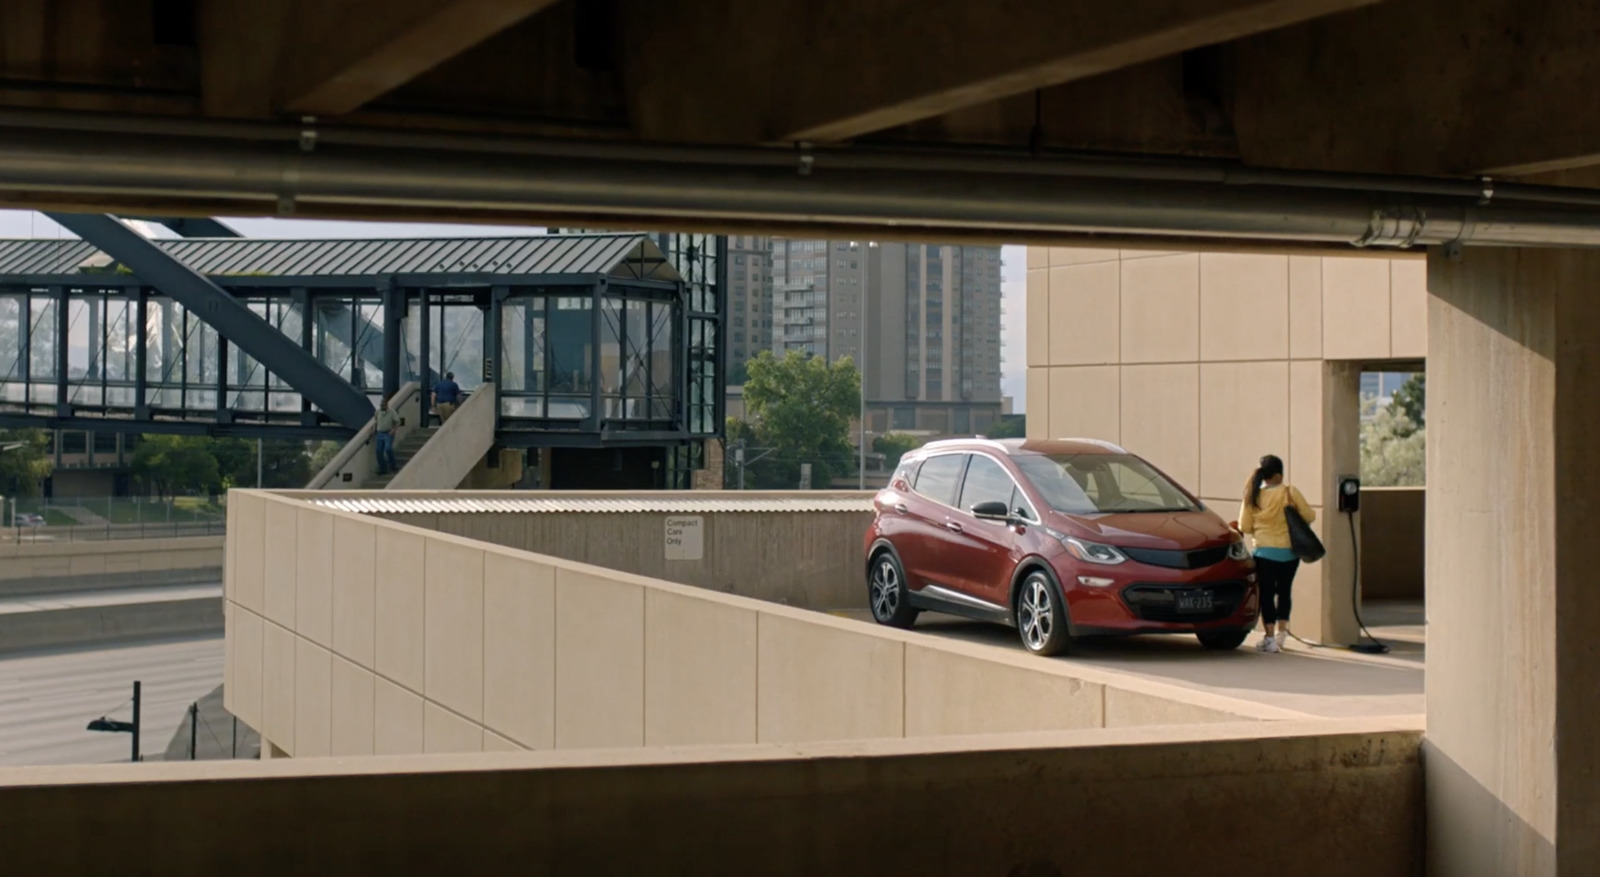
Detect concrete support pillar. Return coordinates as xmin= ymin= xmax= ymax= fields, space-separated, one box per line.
xmin=1300 ymin=360 xmax=1361 ymax=647
xmin=1425 ymin=248 xmax=1600 ymax=876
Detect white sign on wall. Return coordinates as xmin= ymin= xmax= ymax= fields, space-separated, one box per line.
xmin=664 ymin=516 xmax=704 ymax=561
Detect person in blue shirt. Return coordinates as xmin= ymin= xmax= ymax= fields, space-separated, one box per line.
xmin=432 ymin=372 xmax=462 ymax=423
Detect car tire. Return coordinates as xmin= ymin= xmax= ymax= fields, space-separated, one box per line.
xmin=1014 ymin=570 xmax=1071 ymax=656
xmin=867 ymin=551 xmax=918 ymax=629
xmin=1196 ymin=629 xmax=1250 ymax=650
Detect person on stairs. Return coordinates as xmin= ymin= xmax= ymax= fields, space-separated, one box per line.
xmin=1237 ymin=453 xmax=1314 ymax=654
xmin=432 ymin=372 xmax=461 ymax=424
xmin=374 ymin=394 xmax=400 ymax=476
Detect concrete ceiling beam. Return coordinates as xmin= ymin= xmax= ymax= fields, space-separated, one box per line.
xmin=199 ymin=0 xmax=563 ymax=119
xmin=620 ymin=0 xmax=1380 ymax=145
xmin=1232 ymin=0 xmax=1600 ymax=177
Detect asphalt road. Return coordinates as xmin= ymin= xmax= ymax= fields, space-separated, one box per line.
xmin=0 ymin=635 xmax=225 ymax=766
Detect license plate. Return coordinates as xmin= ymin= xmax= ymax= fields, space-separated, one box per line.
xmin=1176 ymin=590 xmax=1214 ymax=613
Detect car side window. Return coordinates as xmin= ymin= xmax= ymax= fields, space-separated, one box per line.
xmin=957 ymin=454 xmax=1014 ymax=513
xmin=912 ymin=454 xmax=967 ymax=506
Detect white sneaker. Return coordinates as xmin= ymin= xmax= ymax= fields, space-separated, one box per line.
xmin=1263 ymin=636 xmax=1281 ymax=653
xmin=1274 ymin=630 xmax=1289 ymax=651
xmin=1255 ymin=636 xmax=1273 ymax=652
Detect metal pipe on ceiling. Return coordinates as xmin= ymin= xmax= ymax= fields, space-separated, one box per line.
xmin=8 ymin=128 xmax=1600 ymax=249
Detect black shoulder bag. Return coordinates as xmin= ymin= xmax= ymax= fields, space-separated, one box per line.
xmin=1284 ymin=503 xmax=1325 ymax=563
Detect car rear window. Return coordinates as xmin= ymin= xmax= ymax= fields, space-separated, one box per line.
xmin=912 ymin=453 xmax=966 ymax=506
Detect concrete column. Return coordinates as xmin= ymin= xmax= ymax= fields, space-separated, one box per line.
xmin=1300 ymin=360 xmax=1361 ymax=646
xmin=1425 ymin=248 xmax=1600 ymax=876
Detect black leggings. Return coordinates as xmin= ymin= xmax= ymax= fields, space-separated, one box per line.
xmin=1256 ymin=557 xmax=1301 ymax=626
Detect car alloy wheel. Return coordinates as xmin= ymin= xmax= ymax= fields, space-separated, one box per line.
xmin=1015 ymin=571 xmax=1070 ymax=656
xmin=868 ymin=552 xmax=917 ymax=628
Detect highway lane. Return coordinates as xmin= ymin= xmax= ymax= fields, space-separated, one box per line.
xmin=0 ymin=635 xmax=225 ymax=766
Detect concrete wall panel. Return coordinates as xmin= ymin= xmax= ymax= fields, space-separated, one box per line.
xmin=230 ymin=606 xmax=265 ymax=731
xmin=262 ymin=621 xmax=296 ymax=754
xmin=1104 ymin=687 xmax=1257 ymax=727
xmin=1048 ymin=262 xmax=1120 ymax=366
xmin=904 ymin=645 xmax=1102 ymax=736
xmin=1389 ymin=258 xmax=1428 ymax=359
xmin=757 ymin=613 xmax=903 ymax=743
xmin=1047 ymin=365 xmax=1120 ymax=441
xmin=424 ymin=703 xmax=483 ymax=754
xmin=1025 ymin=367 xmax=1048 ymax=439
xmin=1120 ymin=253 xmax=1199 ymax=363
xmin=295 ymin=507 xmax=334 ymax=648
xmin=293 ymin=639 xmax=333 ymax=758
xmin=423 ymin=539 xmax=486 ymax=723
xmin=1288 ymin=255 xmax=1324 ymax=359
xmin=331 ymin=515 xmax=377 ymax=667
xmin=1200 ymin=253 xmax=1289 ymax=362
xmin=262 ymin=500 xmax=297 ymax=628
xmin=554 ymin=568 xmax=645 ymax=749
xmin=374 ymin=526 xmax=426 ymax=692
xmin=644 ymin=589 xmax=758 ymax=746
xmin=232 ymin=493 xmax=265 ymax=613
xmin=1049 ymin=246 xmax=1118 ymax=266
xmin=1288 ymin=360 xmax=1326 ymax=508
xmin=1322 ymin=257 xmax=1393 ymax=360
xmin=1361 ymin=488 xmax=1425 ymax=601
xmin=1199 ymin=361 xmax=1289 ymax=500
xmin=483 ymin=731 xmax=522 ymax=752
xmin=1026 ymin=267 xmax=1049 ymax=368
xmin=330 ymin=656 xmax=376 ymax=757
xmin=1118 ymin=363 xmax=1200 ymax=489
xmin=373 ymin=677 xmax=424 ymax=756
xmin=482 ymin=551 xmax=556 ymax=750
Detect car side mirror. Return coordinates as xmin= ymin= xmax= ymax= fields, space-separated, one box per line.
xmin=970 ymin=501 xmax=1011 ymax=520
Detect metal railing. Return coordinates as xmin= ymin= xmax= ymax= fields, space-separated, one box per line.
xmin=4 ymin=495 xmax=226 ymax=542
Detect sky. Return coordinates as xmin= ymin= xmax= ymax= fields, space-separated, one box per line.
xmin=0 ymin=211 xmax=1029 ymax=412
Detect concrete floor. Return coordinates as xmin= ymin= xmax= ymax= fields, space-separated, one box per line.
xmin=835 ymin=600 xmax=1425 ymax=719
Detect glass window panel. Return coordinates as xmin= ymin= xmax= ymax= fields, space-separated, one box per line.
xmin=649 ymin=301 xmax=675 ymax=419
xmin=29 ymin=296 xmax=58 ymax=380
xmin=0 ymin=294 xmax=23 ymax=384
xmin=624 ymin=299 xmax=648 ymax=417
xmin=548 ymin=296 xmax=592 ymax=395
xmin=599 ymin=297 xmax=622 ymax=417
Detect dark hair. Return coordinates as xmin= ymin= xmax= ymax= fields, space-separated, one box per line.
xmin=1245 ymin=454 xmax=1285 ymax=509
xmin=445 ymin=372 xmax=455 ymax=380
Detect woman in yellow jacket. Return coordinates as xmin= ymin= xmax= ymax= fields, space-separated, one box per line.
xmin=1238 ymin=454 xmax=1314 ymax=653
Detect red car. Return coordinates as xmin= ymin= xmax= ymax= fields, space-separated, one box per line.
xmin=863 ymin=438 xmax=1258 ymax=656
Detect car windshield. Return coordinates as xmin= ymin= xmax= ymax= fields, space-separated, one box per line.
xmin=1013 ymin=453 xmax=1200 ymax=515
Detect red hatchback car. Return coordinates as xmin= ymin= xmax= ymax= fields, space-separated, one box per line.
xmin=863 ymin=438 xmax=1258 ymax=656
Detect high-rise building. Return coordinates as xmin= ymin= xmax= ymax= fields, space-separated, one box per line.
xmin=725 ymin=235 xmax=773 ymax=381
xmin=770 ymin=239 xmax=1004 ymax=437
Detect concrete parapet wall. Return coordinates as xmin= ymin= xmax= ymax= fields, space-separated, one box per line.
xmin=382 ymin=507 xmax=873 ymax=610
xmin=0 ymin=717 xmax=1424 ymax=876
xmin=0 ymin=536 xmax=224 ymax=594
xmin=385 ymin=385 xmax=497 ymax=490
xmin=0 ymin=597 xmax=222 ymax=655
xmin=224 ymin=490 xmax=1308 ymax=762
xmin=1360 ymin=486 xmax=1424 ymax=601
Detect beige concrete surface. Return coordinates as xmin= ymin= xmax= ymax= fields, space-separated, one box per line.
xmin=0 ymin=717 xmax=1424 ymax=877
xmin=836 ymin=606 xmax=1424 ymax=720
xmin=392 ymin=501 xmax=874 ymax=610
xmin=1026 ymin=247 xmax=1426 ymax=644
xmin=226 ymin=491 xmax=1311 ymax=762
xmin=0 ymin=536 xmax=224 ymax=591
xmin=1424 ymin=247 xmax=1600 ymax=876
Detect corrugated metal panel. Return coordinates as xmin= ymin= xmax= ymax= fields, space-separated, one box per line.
xmin=0 ymin=234 xmax=681 ymax=282
xmin=306 ymin=497 xmax=874 ymax=514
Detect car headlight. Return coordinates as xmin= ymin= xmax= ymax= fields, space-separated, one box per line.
xmin=1062 ymin=536 xmax=1128 ymax=565
xmin=1227 ymin=539 xmax=1250 ymax=562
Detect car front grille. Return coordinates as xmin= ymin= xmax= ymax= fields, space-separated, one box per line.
xmin=1121 ymin=545 xmax=1230 ymax=570
xmin=1121 ymin=582 xmax=1248 ymax=623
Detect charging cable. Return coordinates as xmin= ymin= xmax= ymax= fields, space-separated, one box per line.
xmin=1287 ymin=509 xmax=1389 ymax=655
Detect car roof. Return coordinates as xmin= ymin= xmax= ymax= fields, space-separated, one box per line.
xmin=908 ymin=437 xmax=1128 ymax=459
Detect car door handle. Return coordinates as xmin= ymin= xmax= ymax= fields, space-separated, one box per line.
xmin=945 ymin=521 xmax=964 ymax=533
xmin=894 ymin=503 xmax=908 ymax=514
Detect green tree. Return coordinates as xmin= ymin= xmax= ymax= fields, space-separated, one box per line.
xmin=735 ymin=350 xmax=861 ymax=489
xmin=131 ymin=435 xmax=221 ymax=500
xmin=0 ymin=429 xmax=52 ymax=497
xmin=873 ymin=432 xmax=922 ymax=469
xmin=1390 ymin=373 xmax=1425 ymax=434
xmin=1360 ymin=401 xmax=1425 ymax=487
xmin=213 ymin=437 xmax=312 ymax=489
xmin=988 ymin=415 xmax=1026 ymax=439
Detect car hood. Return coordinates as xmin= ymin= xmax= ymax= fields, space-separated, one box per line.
xmin=1046 ymin=508 xmax=1233 ymax=550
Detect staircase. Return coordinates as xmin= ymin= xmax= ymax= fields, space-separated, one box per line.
xmin=367 ymin=426 xmax=438 ymax=489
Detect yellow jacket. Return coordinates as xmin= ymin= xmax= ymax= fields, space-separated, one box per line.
xmin=1239 ymin=484 xmax=1315 ymax=551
